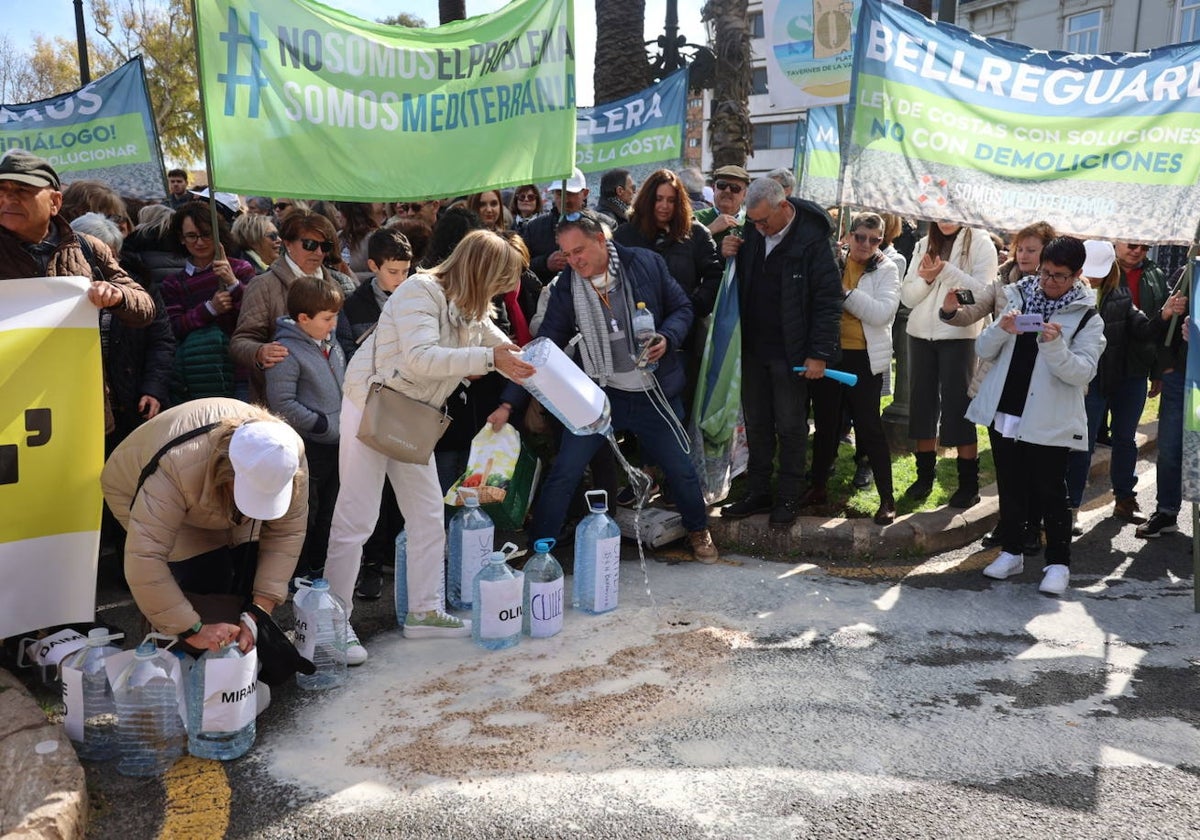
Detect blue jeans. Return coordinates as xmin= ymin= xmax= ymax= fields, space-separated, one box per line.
xmin=1066 ymin=376 xmax=1147 ymax=508
xmin=1156 ymin=368 xmax=1184 ymax=515
xmin=531 ymin=388 xmax=708 ymax=540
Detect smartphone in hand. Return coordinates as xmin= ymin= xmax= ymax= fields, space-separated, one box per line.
xmin=954 ymin=289 xmax=975 ymax=305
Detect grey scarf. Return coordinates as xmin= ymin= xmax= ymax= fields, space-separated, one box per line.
xmin=570 ymin=239 xmax=630 ymax=386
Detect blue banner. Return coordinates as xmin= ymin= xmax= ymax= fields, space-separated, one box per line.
xmin=844 ymin=0 xmax=1200 ymax=243
xmin=575 ymin=69 xmax=688 ymax=195
xmin=796 ymin=105 xmax=841 ymax=208
xmin=0 ymin=59 xmax=165 ymax=199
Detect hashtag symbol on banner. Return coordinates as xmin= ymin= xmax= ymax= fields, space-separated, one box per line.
xmin=217 ymin=7 xmax=268 ymax=118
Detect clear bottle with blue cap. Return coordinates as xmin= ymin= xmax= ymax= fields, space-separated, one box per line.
xmin=60 ymin=627 xmax=125 ymax=761
xmin=573 ymin=490 xmax=622 ymax=614
xmin=448 ymin=488 xmax=494 ymax=610
xmin=522 ymin=538 xmax=564 ymax=638
xmin=112 ymin=634 xmax=186 ymax=777
xmin=471 ymin=542 xmax=524 ymax=650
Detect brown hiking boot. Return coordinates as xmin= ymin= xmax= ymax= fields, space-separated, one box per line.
xmin=688 ymin=529 xmax=719 ymax=564
xmin=1113 ymin=497 xmax=1147 ymax=524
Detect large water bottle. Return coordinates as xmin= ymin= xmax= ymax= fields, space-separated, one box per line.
xmin=186 ymin=643 xmax=257 ymax=760
xmin=471 ymin=543 xmax=524 ymax=651
xmin=112 ymin=638 xmax=185 ymax=777
xmin=60 ymin=628 xmax=124 ymax=761
xmin=394 ymin=530 xmax=409 ymax=627
xmin=522 ymin=538 xmax=564 ymax=638
xmin=293 ymin=578 xmax=349 ymax=690
xmin=632 ymin=302 xmax=659 ymax=372
xmin=448 ymin=489 xmax=494 ymax=610
xmin=521 ymin=336 xmax=612 ymax=435
xmin=573 ymin=490 xmax=622 ymax=615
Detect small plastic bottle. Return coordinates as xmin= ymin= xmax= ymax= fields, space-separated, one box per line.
xmin=632 ymin=302 xmax=658 ymax=371
xmin=448 ymin=489 xmax=495 ymax=610
xmin=60 ymin=628 xmax=124 ymax=761
xmin=293 ymin=578 xmax=349 ymax=690
xmin=522 ymin=538 xmax=564 ymax=638
xmin=186 ymin=643 xmax=256 ymax=760
xmin=471 ymin=544 xmax=524 ymax=651
xmin=573 ymin=490 xmax=622 ymax=615
xmin=112 ymin=637 xmax=185 ymax=777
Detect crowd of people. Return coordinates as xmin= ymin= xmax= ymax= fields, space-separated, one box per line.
xmin=1 ymin=146 xmax=1190 ymax=669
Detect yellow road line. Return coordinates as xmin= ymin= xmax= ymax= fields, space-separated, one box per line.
xmin=159 ymin=755 xmax=231 ymax=840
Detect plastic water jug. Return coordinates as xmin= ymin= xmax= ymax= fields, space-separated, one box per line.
xmin=573 ymin=490 xmax=622 ymax=614
xmin=472 ymin=543 xmax=524 ymax=651
xmin=521 ymin=336 xmax=612 ymax=435
xmin=112 ymin=636 xmax=185 ymax=777
xmin=522 ymin=538 xmax=564 ymax=638
xmin=394 ymin=530 xmax=409 ymax=627
xmin=293 ymin=578 xmax=348 ymax=690
xmin=60 ymin=628 xmax=124 ymax=761
xmin=632 ymin=302 xmax=658 ymax=372
xmin=448 ymin=489 xmax=494 ymax=610
xmin=186 ymin=643 xmax=257 ymax=760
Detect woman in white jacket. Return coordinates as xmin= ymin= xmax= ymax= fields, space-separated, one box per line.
xmin=966 ymin=237 xmax=1105 ymax=596
xmin=324 ymin=230 xmax=534 ymax=664
xmin=804 ymin=213 xmax=900 ymax=524
xmin=900 ymin=221 xmax=997 ymax=508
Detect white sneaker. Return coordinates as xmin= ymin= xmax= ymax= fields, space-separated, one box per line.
xmin=1039 ymin=564 xmax=1070 ymax=597
xmin=344 ymin=626 xmax=368 ymax=666
xmin=982 ymin=551 xmax=1024 ymax=580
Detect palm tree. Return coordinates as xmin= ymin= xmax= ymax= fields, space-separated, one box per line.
xmin=702 ymin=0 xmax=752 ymax=168
xmin=594 ymin=0 xmax=653 ymax=103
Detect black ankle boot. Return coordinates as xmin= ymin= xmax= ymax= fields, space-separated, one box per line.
xmin=903 ymin=451 xmax=936 ymax=500
xmin=948 ymin=457 xmax=980 ymax=509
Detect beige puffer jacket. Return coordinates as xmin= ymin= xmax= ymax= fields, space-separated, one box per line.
xmin=100 ymin=398 xmax=308 ymax=634
xmin=342 ymin=274 xmax=510 ymax=412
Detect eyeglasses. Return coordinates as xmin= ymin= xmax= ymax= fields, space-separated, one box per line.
xmin=265 ymin=231 xmax=281 ymax=241
xmin=516 ymin=192 xmax=538 ymax=201
xmin=746 ymin=212 xmax=770 ymax=228
xmin=182 ymin=232 xmax=213 ymax=243
xmin=396 ymin=202 xmax=430 ymax=213
xmin=1126 ymin=243 xmax=1151 ymax=251
xmin=853 ymin=232 xmax=883 ymax=246
xmin=1038 ymin=268 xmax=1074 ymax=283
xmin=299 ymin=238 xmax=333 ymax=254
xmin=714 ymin=180 xmax=745 ymax=194
xmin=273 ymin=202 xmax=292 ymax=211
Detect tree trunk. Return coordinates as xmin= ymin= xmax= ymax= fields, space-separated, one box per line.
xmin=702 ymin=0 xmax=752 ymax=168
xmin=438 ymin=0 xmax=466 ymax=25
xmin=594 ymin=0 xmax=652 ymax=104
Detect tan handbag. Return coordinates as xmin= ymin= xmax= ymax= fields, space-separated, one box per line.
xmin=355 ymin=324 xmax=451 ymax=463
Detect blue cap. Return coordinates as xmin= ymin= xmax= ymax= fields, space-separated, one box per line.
xmin=533 ymin=538 xmax=556 ymax=554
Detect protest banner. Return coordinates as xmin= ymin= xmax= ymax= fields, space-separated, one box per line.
xmin=761 ymin=0 xmax=859 ymax=109
xmin=796 ymin=105 xmax=841 ymax=208
xmin=0 ymin=58 xmax=166 ymax=199
xmin=0 ymin=277 xmax=103 ymax=639
xmin=844 ymin=0 xmax=1200 ymax=243
xmin=194 ymin=0 xmax=576 ymax=201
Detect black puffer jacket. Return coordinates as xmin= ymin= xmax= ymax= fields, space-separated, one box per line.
xmin=523 ymin=208 xmax=561 ymax=283
xmin=612 ymin=220 xmax=723 ymax=318
xmin=734 ymin=197 xmax=843 ymax=368
xmin=1091 ymin=283 xmax=1168 ymax=398
xmin=106 ymin=287 xmax=176 ymax=439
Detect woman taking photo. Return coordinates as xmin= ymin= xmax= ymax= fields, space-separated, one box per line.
xmin=900 ymin=220 xmax=998 ymax=508
xmin=967 ymin=237 xmax=1105 ymax=596
xmin=323 ymin=230 xmax=534 ymax=665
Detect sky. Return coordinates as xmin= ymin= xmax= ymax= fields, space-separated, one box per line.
xmin=6 ymin=0 xmax=710 ymax=107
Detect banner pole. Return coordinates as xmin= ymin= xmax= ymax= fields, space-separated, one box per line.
xmin=834 ymin=103 xmax=849 ymax=242
xmin=188 ymin=1 xmax=226 ymax=263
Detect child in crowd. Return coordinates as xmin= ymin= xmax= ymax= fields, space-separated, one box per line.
xmin=334 ymin=227 xmax=413 ymax=600
xmin=265 ymin=276 xmax=346 ymax=582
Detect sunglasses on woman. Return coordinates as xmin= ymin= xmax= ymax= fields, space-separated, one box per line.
xmin=299 ymin=238 xmax=333 ymax=254
xmin=853 ymin=232 xmax=883 ymax=245
xmin=516 ymin=193 xmax=538 ymax=201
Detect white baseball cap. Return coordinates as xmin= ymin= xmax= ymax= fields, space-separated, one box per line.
xmin=547 ymin=167 xmax=587 ymax=193
xmin=1082 ymin=240 xmax=1116 ymax=279
xmin=229 ymin=421 xmax=302 ymax=521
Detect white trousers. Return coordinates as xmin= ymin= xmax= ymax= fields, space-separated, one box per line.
xmin=324 ymin=397 xmax=446 ymax=619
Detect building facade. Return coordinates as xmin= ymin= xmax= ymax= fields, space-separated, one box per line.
xmin=958 ymin=0 xmax=1200 ymax=52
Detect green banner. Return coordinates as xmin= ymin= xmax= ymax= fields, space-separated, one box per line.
xmin=195 ymin=0 xmax=576 ymax=201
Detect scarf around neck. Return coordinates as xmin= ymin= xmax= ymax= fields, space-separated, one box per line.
xmin=570 ymin=239 xmax=631 ymax=385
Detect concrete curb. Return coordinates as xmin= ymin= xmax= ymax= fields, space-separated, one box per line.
xmin=709 ymin=420 xmax=1159 ymax=560
xmin=0 ymin=422 xmax=1160 ymax=838
xmin=0 ymin=668 xmax=87 ymax=839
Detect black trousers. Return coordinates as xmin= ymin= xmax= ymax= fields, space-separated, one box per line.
xmin=741 ymin=350 xmax=810 ymax=500
xmin=297 ymin=441 xmax=339 ymax=579
xmin=989 ymin=427 xmax=1071 ymax=566
xmin=809 ymin=349 xmax=893 ymax=500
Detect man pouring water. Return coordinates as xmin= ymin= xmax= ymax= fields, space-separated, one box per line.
xmin=488 ymin=210 xmax=719 ymax=563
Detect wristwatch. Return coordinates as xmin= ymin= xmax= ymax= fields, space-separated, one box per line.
xmin=177 ymin=620 xmax=203 ymax=640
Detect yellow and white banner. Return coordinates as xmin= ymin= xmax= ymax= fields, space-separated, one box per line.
xmin=0 ymin=276 xmax=103 ymax=639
